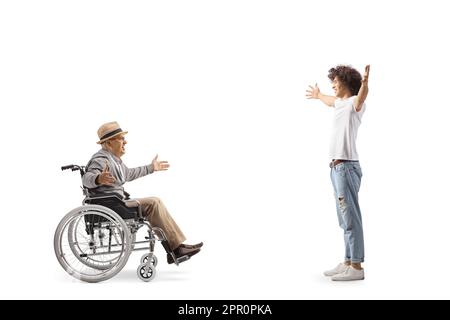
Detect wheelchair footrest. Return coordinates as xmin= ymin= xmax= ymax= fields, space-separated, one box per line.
xmin=176 ymin=255 xmax=190 ymax=264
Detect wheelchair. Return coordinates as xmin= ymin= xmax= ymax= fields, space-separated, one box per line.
xmin=54 ymin=164 xmax=191 ymax=283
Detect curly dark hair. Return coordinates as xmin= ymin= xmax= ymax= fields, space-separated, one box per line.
xmin=328 ymin=65 xmax=362 ymax=96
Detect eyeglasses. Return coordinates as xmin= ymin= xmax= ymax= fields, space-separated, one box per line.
xmin=111 ymin=136 xmax=126 ymax=142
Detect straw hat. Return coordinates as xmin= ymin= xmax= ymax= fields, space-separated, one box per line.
xmin=96 ymin=121 xmax=128 ymax=144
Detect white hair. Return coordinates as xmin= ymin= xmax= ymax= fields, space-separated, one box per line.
xmin=101 ymin=141 xmax=111 ymax=151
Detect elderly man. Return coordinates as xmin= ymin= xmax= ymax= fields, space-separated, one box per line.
xmin=82 ymin=121 xmax=203 ymax=264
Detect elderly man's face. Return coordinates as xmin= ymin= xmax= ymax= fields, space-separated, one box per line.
xmin=108 ymin=134 xmax=127 ymax=157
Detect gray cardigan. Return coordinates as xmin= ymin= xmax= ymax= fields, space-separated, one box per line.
xmin=82 ymin=149 xmax=154 ymax=198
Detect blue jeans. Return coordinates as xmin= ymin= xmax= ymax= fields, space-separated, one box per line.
xmin=330 ymin=161 xmax=364 ymax=263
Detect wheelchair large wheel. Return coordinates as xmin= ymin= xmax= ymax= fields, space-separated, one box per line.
xmin=54 ymin=205 xmax=132 ymax=283
xmin=67 ymin=220 xmax=136 ymax=271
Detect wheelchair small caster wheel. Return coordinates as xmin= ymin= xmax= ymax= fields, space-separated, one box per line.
xmin=137 ymin=264 xmax=156 ymax=282
xmin=140 ymin=254 xmax=158 ymax=267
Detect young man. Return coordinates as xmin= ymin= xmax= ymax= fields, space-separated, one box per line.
xmin=306 ymin=65 xmax=370 ymax=281
xmin=82 ymin=121 xmax=203 ymax=264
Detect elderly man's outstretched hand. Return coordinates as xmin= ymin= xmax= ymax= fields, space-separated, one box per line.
xmin=152 ymin=154 xmax=170 ymax=172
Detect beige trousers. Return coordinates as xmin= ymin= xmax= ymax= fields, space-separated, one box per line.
xmin=129 ymin=196 xmax=186 ymax=250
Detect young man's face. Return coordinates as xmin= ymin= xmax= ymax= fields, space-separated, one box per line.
xmin=331 ymin=77 xmax=349 ymax=98
xmin=107 ymin=134 xmax=127 ymax=157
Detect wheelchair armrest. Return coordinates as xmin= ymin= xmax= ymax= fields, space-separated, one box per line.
xmin=124 ymin=200 xmax=140 ymax=208
xmin=87 ymin=190 xmax=131 ymax=201
xmin=87 ymin=192 xmax=125 ymax=201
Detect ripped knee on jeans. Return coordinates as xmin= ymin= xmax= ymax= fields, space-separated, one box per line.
xmin=338 ymin=197 xmax=346 ymax=210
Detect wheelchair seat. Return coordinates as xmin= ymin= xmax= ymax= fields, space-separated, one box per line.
xmin=84 ymin=193 xmax=140 ymax=221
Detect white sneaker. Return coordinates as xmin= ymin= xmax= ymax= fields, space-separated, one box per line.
xmin=323 ymin=263 xmax=349 ymax=276
xmin=331 ymin=266 xmax=364 ymax=281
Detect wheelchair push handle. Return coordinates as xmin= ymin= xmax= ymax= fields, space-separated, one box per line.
xmin=61 ymin=164 xmax=85 ymax=176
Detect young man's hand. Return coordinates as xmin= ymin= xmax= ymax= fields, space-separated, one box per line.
xmin=306 ymin=83 xmax=320 ymax=99
xmin=361 ymin=65 xmax=370 ymax=85
xmin=306 ymin=83 xmax=336 ymax=107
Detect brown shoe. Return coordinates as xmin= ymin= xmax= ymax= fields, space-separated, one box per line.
xmin=167 ymin=246 xmax=201 ymax=264
xmin=179 ymin=242 xmax=204 ymax=250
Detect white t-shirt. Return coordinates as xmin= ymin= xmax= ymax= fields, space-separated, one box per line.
xmin=329 ymin=96 xmax=366 ymax=161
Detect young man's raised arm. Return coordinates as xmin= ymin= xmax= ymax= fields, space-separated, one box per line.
xmin=306 ymin=83 xmax=337 ymax=107
xmin=354 ymin=65 xmax=370 ymax=112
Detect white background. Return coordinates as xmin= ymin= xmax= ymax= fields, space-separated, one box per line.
xmin=1 ymin=0 xmax=450 ymax=299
